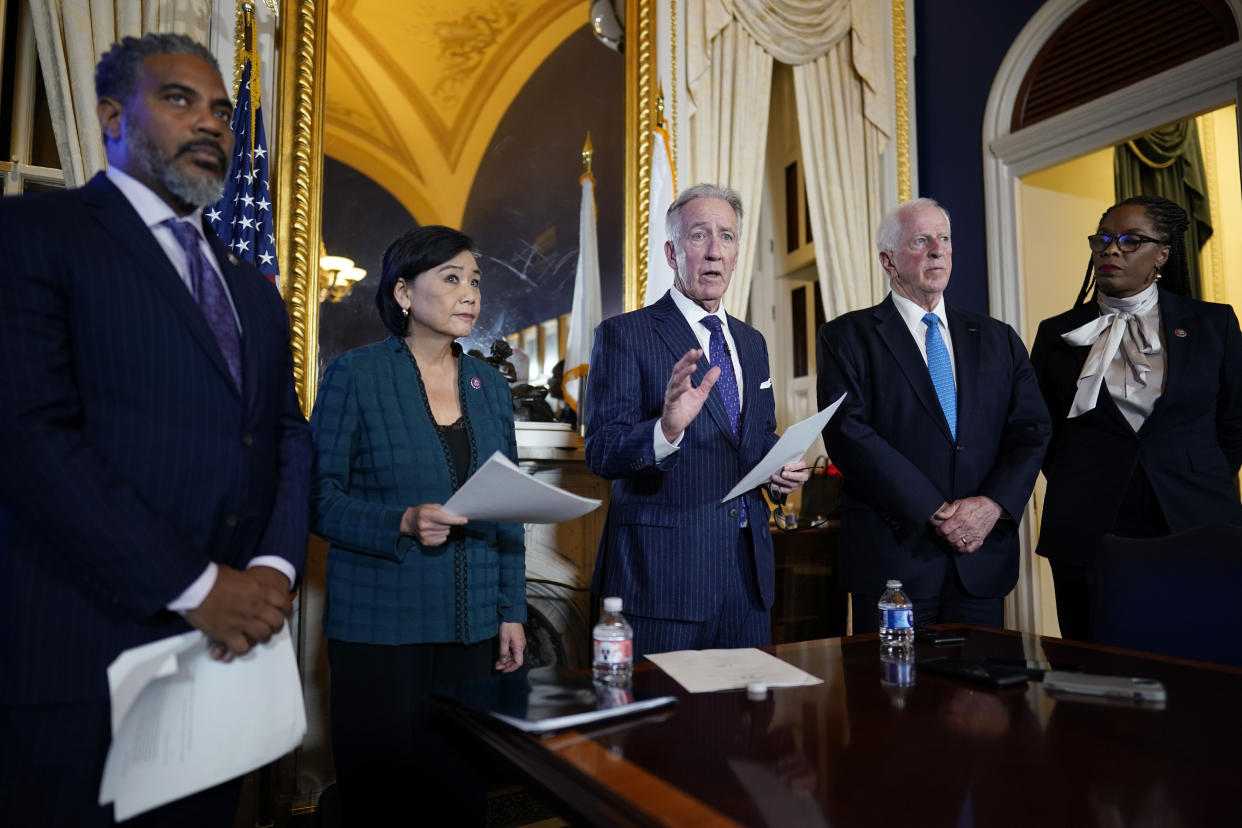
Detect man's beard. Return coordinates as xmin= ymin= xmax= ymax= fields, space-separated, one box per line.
xmin=124 ymin=119 xmax=227 ymax=209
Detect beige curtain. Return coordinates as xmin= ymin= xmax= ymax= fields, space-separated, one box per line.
xmin=793 ymin=37 xmax=889 ymax=317
xmin=29 ymin=1 xmax=210 ymax=187
xmin=686 ymin=6 xmax=774 ymax=319
xmin=686 ymin=0 xmax=892 ymax=319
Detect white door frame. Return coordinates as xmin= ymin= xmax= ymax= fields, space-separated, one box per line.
xmin=984 ymin=0 xmax=1242 ymax=334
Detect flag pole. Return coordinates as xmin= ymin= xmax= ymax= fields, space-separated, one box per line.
xmin=577 ymin=134 xmax=593 ymax=437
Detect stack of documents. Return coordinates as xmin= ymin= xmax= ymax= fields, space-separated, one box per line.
xmin=100 ymin=625 xmax=306 ymax=820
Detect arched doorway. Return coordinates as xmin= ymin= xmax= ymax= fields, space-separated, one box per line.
xmin=983 ymin=0 xmax=1242 ymax=636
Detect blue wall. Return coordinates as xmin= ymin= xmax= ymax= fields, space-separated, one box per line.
xmin=913 ymin=0 xmax=1045 ymax=313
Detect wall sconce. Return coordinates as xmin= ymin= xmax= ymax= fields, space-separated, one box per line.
xmin=319 ymin=253 xmax=367 ymax=303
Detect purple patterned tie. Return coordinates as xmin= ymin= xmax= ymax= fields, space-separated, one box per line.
xmin=701 ymin=315 xmax=747 ymax=526
xmin=164 ymin=219 xmax=242 ymax=391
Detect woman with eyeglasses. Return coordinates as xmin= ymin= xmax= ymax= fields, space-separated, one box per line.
xmin=1029 ymin=195 xmax=1242 ymax=641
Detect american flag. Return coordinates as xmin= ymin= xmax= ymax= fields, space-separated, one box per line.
xmin=207 ymin=59 xmax=279 ymax=288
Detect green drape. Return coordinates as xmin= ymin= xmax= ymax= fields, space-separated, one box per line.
xmin=1114 ymin=120 xmax=1213 ymax=298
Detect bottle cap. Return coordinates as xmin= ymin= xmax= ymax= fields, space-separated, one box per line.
xmin=603 ymin=596 xmax=623 ymax=613
xmin=746 ymin=682 xmax=768 ymax=700
xmin=885 ymin=579 xmax=902 ymax=588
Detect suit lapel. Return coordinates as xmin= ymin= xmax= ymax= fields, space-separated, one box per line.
xmin=81 ymin=175 xmax=240 ymax=396
xmin=946 ymin=307 xmax=978 ymax=439
xmin=732 ymin=316 xmax=766 ymax=443
xmin=874 ymin=296 xmax=953 ymax=441
xmin=1144 ymin=288 xmax=1195 ymax=432
xmin=651 ymin=294 xmax=737 ymax=446
xmin=206 ymin=227 xmax=258 ymax=404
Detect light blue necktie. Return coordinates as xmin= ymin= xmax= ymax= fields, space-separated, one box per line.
xmin=922 ymin=312 xmax=956 ymax=440
xmin=701 ymin=315 xmax=747 ymax=526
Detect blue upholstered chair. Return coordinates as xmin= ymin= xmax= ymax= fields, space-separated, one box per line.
xmin=1090 ymin=524 xmax=1242 ymax=667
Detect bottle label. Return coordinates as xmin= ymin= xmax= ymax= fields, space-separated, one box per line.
xmin=880 ymin=608 xmax=913 ymax=629
xmin=594 ymin=638 xmax=633 ymax=665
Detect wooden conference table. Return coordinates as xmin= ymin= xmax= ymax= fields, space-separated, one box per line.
xmin=447 ymin=627 xmax=1242 ymax=827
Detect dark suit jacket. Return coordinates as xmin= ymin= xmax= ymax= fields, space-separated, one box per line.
xmin=0 ymin=173 xmax=311 ymax=704
xmin=310 ymin=338 xmax=526 ymax=645
xmin=816 ymin=295 xmax=1050 ymax=599
xmin=584 ymin=291 xmax=781 ymax=621
xmin=1030 ymin=288 xmax=1242 ymax=565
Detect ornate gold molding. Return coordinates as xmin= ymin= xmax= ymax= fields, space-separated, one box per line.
xmin=275 ymin=0 xmax=327 ymax=416
xmin=892 ymin=0 xmax=911 ymax=201
xmin=625 ymin=0 xmax=655 ymax=312
xmin=670 ymin=0 xmax=677 ymax=171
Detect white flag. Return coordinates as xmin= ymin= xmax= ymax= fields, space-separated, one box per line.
xmin=563 ymin=174 xmax=602 ymax=413
xmin=644 ymin=124 xmax=677 ymax=307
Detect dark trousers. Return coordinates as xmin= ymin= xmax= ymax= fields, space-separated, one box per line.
xmin=0 ymin=700 xmax=240 ymax=827
xmin=627 ymin=530 xmax=770 ymax=660
xmin=328 ymin=638 xmax=495 ymax=826
xmin=852 ymin=558 xmax=1004 ymax=634
xmin=1051 ymin=466 xmax=1170 ymax=642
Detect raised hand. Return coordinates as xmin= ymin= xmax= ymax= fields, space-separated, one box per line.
xmin=660 ymin=348 xmax=720 ymax=442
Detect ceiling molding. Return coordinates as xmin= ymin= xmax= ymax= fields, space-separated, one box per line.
xmin=324 ymin=0 xmax=588 ymax=225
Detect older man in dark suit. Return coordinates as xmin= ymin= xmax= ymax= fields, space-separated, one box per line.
xmin=817 ymin=198 xmax=1049 ymax=632
xmin=0 ymin=34 xmax=310 ymax=826
xmin=585 ymin=184 xmax=809 ymax=658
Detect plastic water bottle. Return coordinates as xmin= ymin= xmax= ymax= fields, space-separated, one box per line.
xmin=593 ymin=597 xmax=634 ymax=683
xmin=878 ymin=579 xmax=914 ymax=647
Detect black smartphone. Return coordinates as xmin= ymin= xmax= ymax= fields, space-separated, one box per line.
xmin=914 ymin=628 xmax=967 ymax=646
xmin=917 ymin=658 xmax=1029 ymax=687
xmin=984 ymin=658 xmax=1082 ymax=679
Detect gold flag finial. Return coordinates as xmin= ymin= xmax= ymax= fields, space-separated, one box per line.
xmin=655 ymin=83 xmax=666 ymax=130
xmin=581 ymin=132 xmax=594 ymax=177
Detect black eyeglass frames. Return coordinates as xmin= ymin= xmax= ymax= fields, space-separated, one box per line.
xmin=1087 ymin=233 xmax=1166 ymax=253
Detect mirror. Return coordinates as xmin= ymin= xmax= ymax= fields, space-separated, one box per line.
xmin=274 ymin=0 xmax=656 ymax=411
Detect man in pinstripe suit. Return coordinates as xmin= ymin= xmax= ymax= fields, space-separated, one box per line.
xmin=585 ymin=184 xmax=809 ymax=658
xmin=0 ymin=34 xmax=310 ymax=826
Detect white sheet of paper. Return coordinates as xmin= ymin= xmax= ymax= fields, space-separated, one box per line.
xmin=99 ymin=624 xmax=307 ymax=821
xmin=442 ymin=450 xmax=601 ymax=524
xmin=644 ymin=648 xmax=824 ymax=694
xmin=722 ymin=393 xmax=846 ymax=502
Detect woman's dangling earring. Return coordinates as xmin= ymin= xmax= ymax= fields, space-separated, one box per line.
xmin=402 ymin=307 xmax=409 ymax=317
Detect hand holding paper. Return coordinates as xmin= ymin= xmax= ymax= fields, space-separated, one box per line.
xmin=100 ymin=625 xmax=306 ymax=821
xmin=441 ymin=451 xmax=601 ymax=524
xmin=722 ymin=394 xmax=846 ymax=502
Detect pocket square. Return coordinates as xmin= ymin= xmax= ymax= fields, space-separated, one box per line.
xmin=760 ymin=378 xmax=773 ymax=389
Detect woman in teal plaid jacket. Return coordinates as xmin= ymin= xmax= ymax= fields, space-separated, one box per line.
xmin=309 ymin=225 xmax=525 ymax=824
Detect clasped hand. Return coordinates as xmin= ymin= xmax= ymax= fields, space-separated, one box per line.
xmin=930 ymin=496 xmax=1002 ymax=554
xmin=186 ymin=564 xmax=292 ymax=662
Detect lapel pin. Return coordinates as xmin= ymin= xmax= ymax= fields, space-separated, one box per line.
xmin=470 ymin=376 xmax=482 ymax=389
xmin=1174 ymin=328 xmax=1188 ymax=338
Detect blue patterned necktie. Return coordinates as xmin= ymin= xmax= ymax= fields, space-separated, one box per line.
xmin=701 ymin=314 xmax=747 ymax=526
xmin=164 ymin=219 xmax=243 ymax=391
xmin=922 ymin=312 xmax=956 ymax=440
